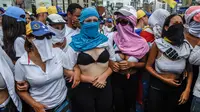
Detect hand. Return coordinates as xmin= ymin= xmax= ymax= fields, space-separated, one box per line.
xmin=16 ymin=81 xmax=29 ymax=91
xmin=119 ymin=61 xmax=134 ymax=70
xmin=163 ymin=78 xmax=181 ymax=87
xmin=32 ymin=102 xmax=47 ymax=112
xmin=110 ymin=61 xmax=120 ymax=72
xmin=178 ymin=90 xmax=190 ymax=105
xmin=69 ymin=73 xmax=81 ymax=89
xmin=93 ymin=75 xmax=107 ymax=89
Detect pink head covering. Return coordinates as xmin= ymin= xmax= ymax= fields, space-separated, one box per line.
xmin=185 ymin=6 xmax=200 ymax=24
xmin=114 ymin=14 xmax=149 ymax=59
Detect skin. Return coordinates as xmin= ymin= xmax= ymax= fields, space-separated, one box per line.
xmin=26 ymin=13 xmax=31 ymax=24
xmin=136 ymin=15 xmax=148 ymax=29
xmin=73 ymin=16 xmax=113 ymax=88
xmin=16 ymin=36 xmax=80 ymax=112
xmin=0 ymin=89 xmax=9 ymax=105
xmin=37 ymin=12 xmax=48 ymax=24
xmin=110 ymin=15 xmax=147 ymax=74
xmin=105 ymin=22 xmax=113 ymax=28
xmin=146 ymin=16 xmax=193 ymax=105
xmin=0 ymin=11 xmax=3 ymax=26
xmin=67 ymin=8 xmax=81 ymax=29
xmin=165 ymin=15 xmax=183 ymax=30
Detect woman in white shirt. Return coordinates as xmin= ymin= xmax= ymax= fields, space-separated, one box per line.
xmin=2 ymin=6 xmax=26 ymax=63
xmin=15 ymin=21 xmax=80 ymax=112
xmin=0 ymin=46 xmax=22 ymax=112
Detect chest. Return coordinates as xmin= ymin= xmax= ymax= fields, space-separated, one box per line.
xmin=23 ymin=57 xmax=64 ymax=87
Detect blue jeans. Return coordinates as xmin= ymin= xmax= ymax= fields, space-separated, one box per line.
xmin=191 ymin=96 xmax=200 ymax=112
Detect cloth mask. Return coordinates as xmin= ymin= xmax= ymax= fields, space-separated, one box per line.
xmin=47 ymin=25 xmax=66 ymax=44
xmin=114 ymin=15 xmax=149 ymax=59
xmin=188 ymin=21 xmax=200 ymax=38
xmin=33 ymin=38 xmax=53 ymax=62
xmin=165 ymin=23 xmax=184 ymax=46
xmin=81 ymin=22 xmax=99 ymax=38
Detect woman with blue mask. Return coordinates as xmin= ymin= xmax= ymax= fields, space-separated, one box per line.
xmin=66 ymin=7 xmax=115 ymax=112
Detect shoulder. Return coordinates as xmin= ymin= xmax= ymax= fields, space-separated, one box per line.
xmin=14 ymin=37 xmax=25 ymax=45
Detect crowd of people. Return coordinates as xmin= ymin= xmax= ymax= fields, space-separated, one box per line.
xmin=1 ymin=2 xmax=200 ymax=112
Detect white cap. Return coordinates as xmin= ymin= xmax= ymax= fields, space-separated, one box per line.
xmin=114 ymin=6 xmax=137 ymax=17
xmin=47 ymin=14 xmax=66 ymax=25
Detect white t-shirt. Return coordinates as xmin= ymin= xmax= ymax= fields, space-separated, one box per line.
xmin=0 ymin=47 xmax=22 ymax=111
xmin=14 ymin=37 xmax=26 ymax=58
xmin=62 ymin=25 xmax=80 ymax=53
xmin=15 ymin=48 xmax=70 ymax=109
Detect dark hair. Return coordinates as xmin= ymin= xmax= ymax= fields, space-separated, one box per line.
xmin=24 ymin=34 xmax=33 ymax=52
xmin=161 ymin=13 xmax=182 ymax=38
xmin=2 ymin=15 xmax=26 ymax=60
xmin=67 ymin=3 xmax=82 ymax=15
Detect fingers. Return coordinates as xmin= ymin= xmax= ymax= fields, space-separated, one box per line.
xmin=17 ymin=84 xmax=27 ymax=91
xmin=69 ymin=76 xmax=73 ymax=83
xmin=178 ymin=97 xmax=187 ymax=105
xmin=72 ymin=79 xmax=80 ymax=88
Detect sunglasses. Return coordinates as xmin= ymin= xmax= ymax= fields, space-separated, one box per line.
xmin=116 ymin=18 xmax=132 ymax=26
xmin=34 ymin=34 xmax=52 ymax=40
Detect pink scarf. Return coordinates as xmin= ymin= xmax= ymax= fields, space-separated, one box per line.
xmin=114 ymin=15 xmax=149 ymax=59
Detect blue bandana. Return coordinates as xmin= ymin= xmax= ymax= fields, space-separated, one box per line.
xmin=70 ymin=7 xmax=108 ymax=52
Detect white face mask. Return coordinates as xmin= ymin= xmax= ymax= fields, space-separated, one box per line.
xmin=105 ymin=25 xmax=113 ymax=32
xmin=33 ymin=38 xmax=53 ymax=62
xmin=47 ymin=25 xmax=66 ymax=44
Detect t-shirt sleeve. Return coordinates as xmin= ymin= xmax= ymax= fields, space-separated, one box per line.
xmin=14 ymin=37 xmax=26 ymax=58
xmin=14 ymin=60 xmax=26 ymax=81
xmin=107 ymin=33 xmax=116 ymax=61
xmin=61 ymin=46 xmax=78 ymax=70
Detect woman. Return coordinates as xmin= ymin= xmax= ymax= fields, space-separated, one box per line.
xmin=66 ymin=7 xmax=115 ymax=112
xmin=184 ymin=6 xmax=200 ymax=112
xmin=0 ymin=46 xmax=22 ymax=112
xmin=148 ymin=9 xmax=170 ymax=39
xmin=2 ymin=6 xmax=26 ymax=62
xmin=146 ymin=14 xmax=193 ymax=112
xmin=15 ymin=21 xmax=80 ymax=112
xmin=46 ymin=14 xmax=68 ymax=52
xmin=25 ymin=12 xmax=31 ymax=24
xmin=108 ymin=6 xmax=149 ymax=112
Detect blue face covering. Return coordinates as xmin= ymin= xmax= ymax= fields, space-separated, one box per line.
xmin=69 ymin=7 xmax=108 ymax=52
xmin=81 ymin=22 xmax=100 ymax=38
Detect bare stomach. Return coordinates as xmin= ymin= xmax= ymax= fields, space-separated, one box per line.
xmin=0 ymin=89 xmax=9 ymax=104
xmin=160 ymin=72 xmax=180 ymax=80
xmin=79 ymin=62 xmax=109 ymax=77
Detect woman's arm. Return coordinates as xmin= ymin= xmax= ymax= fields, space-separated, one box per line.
xmin=178 ymin=62 xmax=193 ymax=105
xmin=119 ymin=55 xmax=148 ymax=70
xmin=131 ymin=55 xmax=147 ymax=68
xmin=93 ymin=67 xmax=113 ymax=88
xmin=145 ymin=43 xmax=180 ymax=87
xmin=64 ymin=65 xmax=81 ymax=88
xmin=16 ymin=88 xmax=47 ymax=112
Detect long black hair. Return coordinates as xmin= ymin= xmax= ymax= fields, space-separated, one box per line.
xmin=2 ymin=15 xmax=26 ymax=60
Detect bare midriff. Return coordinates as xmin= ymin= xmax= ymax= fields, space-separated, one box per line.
xmin=0 ymin=89 xmax=9 ymax=105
